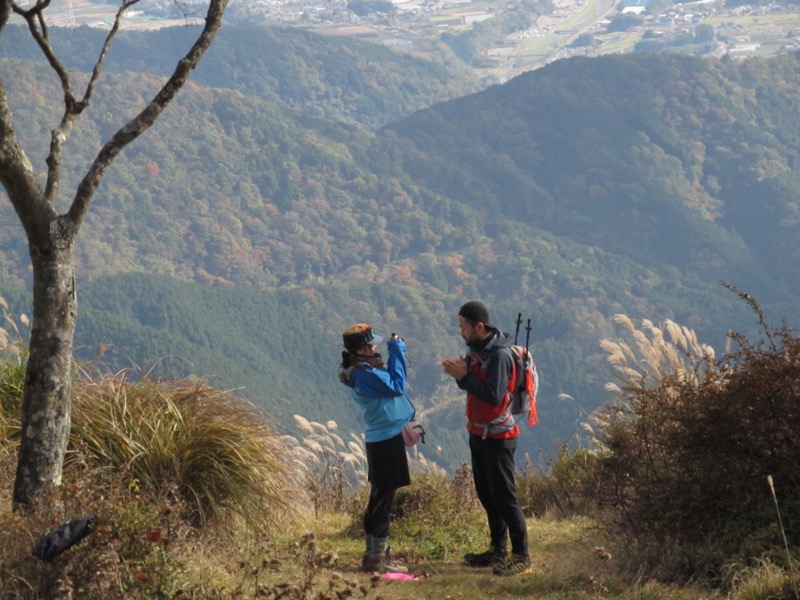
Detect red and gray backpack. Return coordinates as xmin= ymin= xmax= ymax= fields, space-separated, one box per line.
xmin=468 ymin=315 xmax=539 ymax=437
xmin=508 ymin=343 xmax=539 ymax=427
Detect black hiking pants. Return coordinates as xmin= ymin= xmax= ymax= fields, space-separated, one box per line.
xmin=469 ymin=433 xmax=529 ymax=556
xmin=364 ymin=487 xmax=396 ymax=539
xmin=363 ymin=433 xmax=409 ymax=539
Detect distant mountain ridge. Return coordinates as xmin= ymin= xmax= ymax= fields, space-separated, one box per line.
xmin=0 ymin=24 xmax=481 ymax=129
xmin=2 ymin=28 xmax=799 ymax=468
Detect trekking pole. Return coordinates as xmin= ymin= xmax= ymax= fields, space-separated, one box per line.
xmin=524 ymin=318 xmax=532 ymax=360
xmin=514 ymin=312 xmax=522 ymax=345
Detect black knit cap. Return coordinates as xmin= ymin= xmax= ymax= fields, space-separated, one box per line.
xmin=458 ymin=301 xmax=497 ymax=330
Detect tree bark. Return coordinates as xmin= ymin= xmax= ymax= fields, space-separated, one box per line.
xmin=12 ymin=236 xmax=76 ymax=511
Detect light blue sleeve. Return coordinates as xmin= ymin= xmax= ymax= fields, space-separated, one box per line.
xmin=353 ymin=339 xmax=407 ymax=397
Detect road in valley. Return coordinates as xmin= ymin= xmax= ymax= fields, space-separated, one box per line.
xmin=495 ymin=0 xmax=621 ymax=80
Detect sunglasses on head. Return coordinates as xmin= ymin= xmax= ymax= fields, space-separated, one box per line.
xmin=344 ymin=327 xmax=376 ymax=352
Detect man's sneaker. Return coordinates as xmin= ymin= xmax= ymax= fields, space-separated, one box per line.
xmin=464 ymin=547 xmax=506 ymax=567
xmin=492 ymin=554 xmax=531 ymax=577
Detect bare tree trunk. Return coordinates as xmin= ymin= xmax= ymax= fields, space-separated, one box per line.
xmin=13 ymin=237 xmax=76 ymax=511
xmin=2 ymin=0 xmax=228 ymax=511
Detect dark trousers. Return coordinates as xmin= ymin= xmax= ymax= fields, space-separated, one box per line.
xmin=469 ymin=433 xmax=528 ymax=556
xmin=364 ymin=486 xmax=396 ymax=539
xmin=363 ymin=433 xmax=409 ymax=540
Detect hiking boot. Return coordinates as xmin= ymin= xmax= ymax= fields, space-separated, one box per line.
xmin=382 ymin=546 xmax=408 ymax=574
xmin=464 ymin=546 xmax=506 ymax=567
xmin=492 ymin=553 xmax=531 ymax=577
xmin=362 ymin=543 xmax=408 ymax=574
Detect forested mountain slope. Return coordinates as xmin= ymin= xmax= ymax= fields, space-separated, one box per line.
xmin=2 ymin=37 xmax=799 ymax=469
xmin=0 ymin=24 xmax=480 ymax=130
xmin=378 ymin=53 xmax=800 ymax=305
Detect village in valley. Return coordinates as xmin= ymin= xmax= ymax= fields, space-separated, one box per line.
xmin=10 ymin=0 xmax=800 ymax=80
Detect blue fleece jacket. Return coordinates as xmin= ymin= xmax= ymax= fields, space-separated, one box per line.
xmin=341 ymin=338 xmax=415 ymax=443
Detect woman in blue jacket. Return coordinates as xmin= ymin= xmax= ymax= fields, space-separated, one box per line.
xmin=339 ymin=323 xmax=415 ymax=573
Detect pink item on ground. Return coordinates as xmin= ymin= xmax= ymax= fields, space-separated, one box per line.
xmin=380 ymin=572 xmax=429 ymax=581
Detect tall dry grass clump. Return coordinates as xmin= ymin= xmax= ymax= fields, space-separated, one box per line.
xmin=590 ymin=305 xmax=800 ymax=588
xmin=283 ymin=416 xmax=367 ymax=515
xmin=283 ymin=416 xmax=450 ymax=518
xmin=0 ymin=297 xmax=26 ymax=446
xmin=727 ymin=556 xmax=799 ymax=600
xmin=70 ymin=370 xmax=302 ymax=532
xmin=0 ymin=355 xmax=314 ymax=597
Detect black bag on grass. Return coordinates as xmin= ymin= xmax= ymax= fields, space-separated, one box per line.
xmin=32 ymin=515 xmax=96 ymax=562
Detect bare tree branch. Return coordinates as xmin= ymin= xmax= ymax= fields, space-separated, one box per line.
xmin=84 ymin=0 xmax=142 ymax=105
xmin=173 ymin=0 xmax=203 ymax=26
xmin=40 ymin=0 xmax=142 ymax=204
xmin=12 ymin=0 xmax=145 ymax=207
xmin=15 ymin=0 xmax=81 ymax=205
xmin=16 ymin=2 xmax=61 ymax=83
xmin=67 ymin=0 xmax=229 ymax=229
xmin=20 ymin=15 xmax=70 ymax=97
xmin=0 ymin=83 xmax=54 ymax=239
xmin=0 ymin=0 xmax=11 ymax=31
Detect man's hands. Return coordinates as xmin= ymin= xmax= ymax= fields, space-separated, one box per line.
xmin=441 ymin=356 xmax=468 ymax=381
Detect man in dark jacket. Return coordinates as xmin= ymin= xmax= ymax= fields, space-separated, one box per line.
xmin=441 ymin=301 xmax=531 ymax=576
